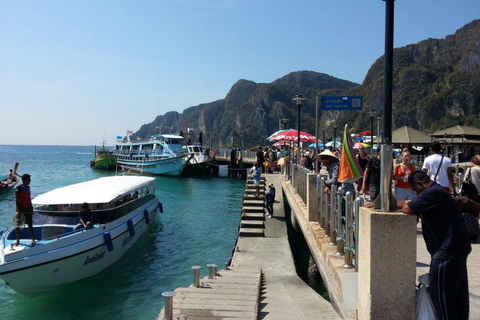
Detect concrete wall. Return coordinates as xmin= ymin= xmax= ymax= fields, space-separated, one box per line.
xmin=357 ymin=208 xmax=417 ymax=320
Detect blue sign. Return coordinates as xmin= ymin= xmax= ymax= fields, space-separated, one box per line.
xmin=321 ymin=96 xmax=363 ymax=111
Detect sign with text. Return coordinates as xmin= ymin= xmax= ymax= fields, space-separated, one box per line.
xmin=321 ymin=96 xmax=363 ymax=111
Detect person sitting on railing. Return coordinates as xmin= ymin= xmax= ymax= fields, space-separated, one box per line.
xmin=315 ymin=149 xmax=339 ymax=194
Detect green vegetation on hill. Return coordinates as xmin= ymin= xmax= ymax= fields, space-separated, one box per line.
xmin=132 ymin=19 xmax=480 ymax=147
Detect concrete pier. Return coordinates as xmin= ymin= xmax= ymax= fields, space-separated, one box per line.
xmin=157 ymin=172 xmax=480 ymax=319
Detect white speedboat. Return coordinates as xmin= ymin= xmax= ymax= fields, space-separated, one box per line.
xmin=0 ymin=176 xmax=162 ymax=297
xmin=182 ymin=144 xmax=214 ymax=175
xmin=114 ymin=134 xmax=192 ymax=176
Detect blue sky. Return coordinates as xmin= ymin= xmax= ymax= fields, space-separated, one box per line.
xmin=1 ymin=0 xmax=479 ymax=146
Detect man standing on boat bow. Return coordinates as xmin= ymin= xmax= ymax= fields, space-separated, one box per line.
xmin=14 ymin=174 xmax=36 ymax=247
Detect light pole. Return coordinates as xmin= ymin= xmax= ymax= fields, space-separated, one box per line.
xmin=369 ymin=111 xmax=376 ymax=156
xmin=293 ymin=95 xmax=306 ymax=164
xmin=322 ymin=129 xmax=326 ymax=149
xmin=333 ymin=124 xmax=338 ymax=149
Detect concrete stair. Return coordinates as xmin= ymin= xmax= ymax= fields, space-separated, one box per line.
xmin=157 ymin=267 xmax=262 ymax=320
xmin=239 ymin=177 xmax=266 ymax=237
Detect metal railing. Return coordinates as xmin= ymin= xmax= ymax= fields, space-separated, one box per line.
xmin=296 ymin=165 xmax=315 ymax=203
xmin=316 ymin=178 xmax=364 ymax=270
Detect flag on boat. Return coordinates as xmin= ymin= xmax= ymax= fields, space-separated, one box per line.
xmin=127 ymin=130 xmax=133 ymax=135
xmin=338 ymin=124 xmax=364 ymax=183
xmin=116 ymin=136 xmax=122 ymax=140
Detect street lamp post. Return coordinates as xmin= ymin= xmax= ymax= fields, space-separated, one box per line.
xmin=293 ymin=95 xmax=306 ymax=164
xmin=369 ymin=111 xmax=376 ymax=156
xmin=333 ymin=124 xmax=338 ymax=149
xmin=281 ymin=118 xmax=289 ymax=130
xmin=322 ymin=129 xmax=326 ymax=149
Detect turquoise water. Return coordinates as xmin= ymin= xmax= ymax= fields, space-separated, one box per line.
xmin=0 ymin=145 xmax=245 ymax=320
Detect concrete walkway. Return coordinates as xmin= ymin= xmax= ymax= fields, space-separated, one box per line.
xmin=416 ymin=224 xmax=480 ymax=319
xmin=231 ymin=174 xmax=341 ymax=320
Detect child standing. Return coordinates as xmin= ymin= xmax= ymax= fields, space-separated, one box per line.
xmin=266 ymin=183 xmax=276 ymax=218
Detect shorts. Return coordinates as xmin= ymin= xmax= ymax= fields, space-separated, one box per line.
xmin=14 ymin=211 xmax=33 ymax=227
xmin=254 ymin=180 xmax=260 ymax=187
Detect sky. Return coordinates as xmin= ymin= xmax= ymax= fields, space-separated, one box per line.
xmin=1 ymin=1 xmax=479 ymax=146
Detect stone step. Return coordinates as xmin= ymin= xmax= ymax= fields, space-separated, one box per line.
xmin=239 ymin=227 xmax=265 ymax=237
xmin=157 ymin=267 xmax=262 ymax=320
xmin=241 ymin=212 xmax=265 ymax=220
xmin=242 ymin=206 xmax=265 ymax=214
xmin=243 ymin=199 xmax=265 ymax=207
xmin=240 ymin=219 xmax=265 ymax=228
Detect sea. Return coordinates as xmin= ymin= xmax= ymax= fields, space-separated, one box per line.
xmin=0 ymin=145 xmax=246 ymax=320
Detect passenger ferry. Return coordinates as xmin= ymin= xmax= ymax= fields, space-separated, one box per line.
xmin=113 ymin=134 xmax=192 ymax=176
xmin=0 ymin=176 xmax=163 ymax=297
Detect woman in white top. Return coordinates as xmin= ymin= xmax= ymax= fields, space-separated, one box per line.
xmin=466 ymin=156 xmax=480 ymax=198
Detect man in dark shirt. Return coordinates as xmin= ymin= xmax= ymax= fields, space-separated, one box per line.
xmin=256 ymin=147 xmax=265 ymax=173
xmin=399 ymin=171 xmax=471 ymax=320
xmin=363 ymin=145 xmax=381 ymax=202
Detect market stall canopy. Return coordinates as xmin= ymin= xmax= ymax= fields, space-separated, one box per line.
xmin=392 ymin=126 xmax=432 ymax=145
xmin=269 ymin=130 xmax=316 ymax=142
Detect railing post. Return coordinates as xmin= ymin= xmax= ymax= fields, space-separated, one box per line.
xmin=329 ymin=184 xmax=338 ymax=246
xmin=320 ymin=177 xmax=327 ymax=229
xmin=354 ymin=197 xmax=364 ymax=272
xmin=335 ymin=187 xmax=346 ymax=256
xmin=343 ymin=191 xmax=355 ymax=269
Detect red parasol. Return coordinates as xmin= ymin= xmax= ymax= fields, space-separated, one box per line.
xmin=360 ymin=130 xmax=371 ymax=135
xmin=272 ymin=141 xmax=290 ymax=147
xmin=269 ymin=130 xmax=316 ymax=142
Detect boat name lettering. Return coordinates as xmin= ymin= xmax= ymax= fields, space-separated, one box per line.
xmin=83 ymin=252 xmax=106 ymax=266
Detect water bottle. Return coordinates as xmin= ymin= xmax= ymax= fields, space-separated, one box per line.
xmin=404 ymin=168 xmax=410 ymax=182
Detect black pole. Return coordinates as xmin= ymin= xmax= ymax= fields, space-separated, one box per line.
xmin=297 ymin=104 xmax=301 ymax=163
xmin=370 ymin=115 xmax=374 ymax=155
xmin=334 ymin=125 xmax=337 ymax=149
xmin=383 ymin=0 xmax=394 ymax=145
xmin=322 ymin=129 xmax=325 ymax=149
xmin=294 ymin=95 xmax=303 ymax=164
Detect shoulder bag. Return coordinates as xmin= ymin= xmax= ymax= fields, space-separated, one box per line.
xmin=433 ymin=154 xmax=444 ymax=182
xmin=461 ymin=167 xmax=479 ymax=200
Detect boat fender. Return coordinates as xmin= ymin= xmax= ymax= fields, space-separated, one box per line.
xmin=143 ymin=210 xmax=150 ymax=225
xmin=103 ymin=231 xmax=114 ymax=252
xmin=159 ymin=202 xmax=164 ymax=213
xmin=127 ymin=219 xmax=135 ymax=237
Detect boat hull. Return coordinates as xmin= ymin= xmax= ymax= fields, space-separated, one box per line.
xmin=182 ymin=160 xmax=214 ymax=176
xmin=0 ymin=198 xmax=160 ymax=297
xmin=117 ymin=154 xmax=190 ymax=176
xmin=93 ymin=153 xmax=117 ymax=170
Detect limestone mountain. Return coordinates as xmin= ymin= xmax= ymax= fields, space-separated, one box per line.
xmin=133 ymin=19 xmax=480 ymax=147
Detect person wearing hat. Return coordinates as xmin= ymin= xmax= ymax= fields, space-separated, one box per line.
xmin=315 ymin=150 xmax=340 ymax=194
xmin=266 ymin=183 xmax=276 ymax=218
xmin=303 ymin=151 xmax=314 ymax=171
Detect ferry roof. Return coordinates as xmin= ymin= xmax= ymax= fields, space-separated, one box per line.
xmin=32 ymin=176 xmax=155 ymax=205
